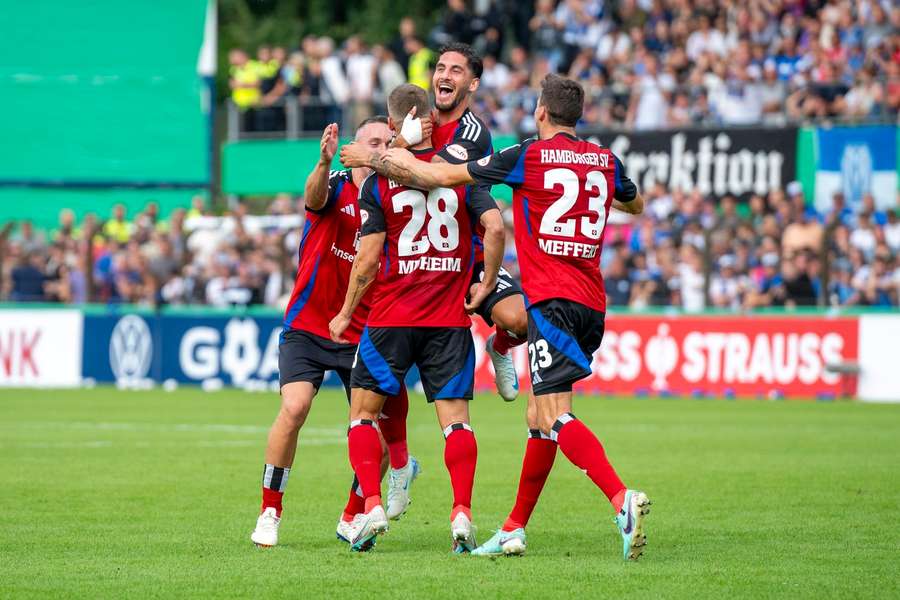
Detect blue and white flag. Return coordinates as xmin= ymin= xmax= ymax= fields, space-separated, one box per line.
xmin=814 ymin=126 xmax=896 ymax=213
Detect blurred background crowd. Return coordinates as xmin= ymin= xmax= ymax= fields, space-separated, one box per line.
xmin=3 ymin=186 xmax=898 ymax=310
xmin=228 ymin=0 xmax=900 ymax=136
xmin=2 ymin=0 xmax=898 ymax=311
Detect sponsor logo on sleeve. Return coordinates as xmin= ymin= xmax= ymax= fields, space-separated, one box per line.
xmin=446 ymin=144 xmax=469 ymax=161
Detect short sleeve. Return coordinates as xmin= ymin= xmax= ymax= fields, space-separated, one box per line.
xmin=612 ymin=154 xmax=638 ymax=203
xmin=358 ymin=174 xmax=386 ymax=236
xmin=308 ymin=170 xmax=349 ymax=214
xmin=437 ymin=113 xmax=493 ymax=164
xmin=465 ymin=186 xmax=499 ymax=221
xmin=467 ymin=141 xmax=531 ymax=188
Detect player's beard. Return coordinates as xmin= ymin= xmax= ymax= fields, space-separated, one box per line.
xmin=434 ymin=87 xmax=468 ymax=112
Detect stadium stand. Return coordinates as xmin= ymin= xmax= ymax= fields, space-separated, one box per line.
xmin=2 ymin=2 xmax=898 ymax=309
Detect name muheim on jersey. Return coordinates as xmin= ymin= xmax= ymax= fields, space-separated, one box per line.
xmin=399 ymin=256 xmax=462 ymax=274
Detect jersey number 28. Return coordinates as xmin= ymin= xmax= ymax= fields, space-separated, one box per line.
xmin=393 ymin=188 xmax=460 ymax=257
xmin=540 ymin=168 xmax=608 ymax=240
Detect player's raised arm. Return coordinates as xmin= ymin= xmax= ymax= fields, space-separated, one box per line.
xmin=609 ymin=154 xmax=644 ymax=215
xmin=304 ymin=123 xmax=339 ymax=211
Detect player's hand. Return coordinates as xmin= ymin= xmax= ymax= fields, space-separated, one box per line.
xmin=320 ymin=123 xmax=339 ymax=164
xmin=382 ymin=148 xmax=416 ymax=170
xmin=465 ymin=281 xmax=494 ymax=314
xmin=399 ymin=106 xmax=425 ymax=146
xmin=329 ymin=312 xmax=352 ymax=344
xmin=395 ymin=117 xmax=433 ymax=149
xmin=339 ymin=142 xmax=369 ymax=169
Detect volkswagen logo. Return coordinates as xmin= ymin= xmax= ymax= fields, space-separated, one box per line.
xmin=109 ymin=315 xmax=153 ymax=383
xmin=840 ymin=143 xmax=872 ymax=207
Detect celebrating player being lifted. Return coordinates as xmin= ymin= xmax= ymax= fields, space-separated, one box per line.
xmin=379 ymin=74 xmax=651 ymax=560
xmin=341 ymin=43 xmax=526 ymax=403
xmin=250 ymin=118 xmax=418 ymax=550
xmin=329 ymin=83 xmax=505 ymax=552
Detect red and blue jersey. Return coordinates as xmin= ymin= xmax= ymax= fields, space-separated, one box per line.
xmin=431 ymin=108 xmax=494 ymax=263
xmin=283 ymin=170 xmax=370 ymax=343
xmin=468 ymin=132 xmax=638 ymax=312
xmin=357 ymin=148 xmax=496 ymax=327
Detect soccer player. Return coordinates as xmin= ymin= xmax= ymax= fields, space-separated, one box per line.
xmin=378 ymin=74 xmax=651 ymax=560
xmin=341 ymin=42 xmax=526 ymax=402
xmin=250 ymin=118 xmax=419 ymax=549
xmin=328 ymin=83 xmax=505 ymax=552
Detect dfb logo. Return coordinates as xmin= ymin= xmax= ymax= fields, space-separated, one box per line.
xmin=109 ymin=315 xmax=152 ymax=384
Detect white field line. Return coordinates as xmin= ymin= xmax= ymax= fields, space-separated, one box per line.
xmin=2 ymin=437 xmax=345 ymax=449
xmin=8 ymin=421 xmax=343 ymax=436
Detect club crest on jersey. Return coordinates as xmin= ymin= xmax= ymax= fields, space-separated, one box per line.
xmin=360 ymin=209 xmax=369 ymax=224
xmin=446 ymin=144 xmax=468 ymax=161
xmin=477 ymin=156 xmax=490 ymax=167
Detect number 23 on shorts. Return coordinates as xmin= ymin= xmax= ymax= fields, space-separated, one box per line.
xmin=528 ymin=339 xmax=552 ymax=373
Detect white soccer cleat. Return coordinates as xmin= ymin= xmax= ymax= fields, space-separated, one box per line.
xmin=486 ymin=333 xmax=519 ymax=402
xmin=349 ymin=505 xmax=389 ymax=552
xmin=336 ymin=518 xmax=355 ymax=544
xmin=250 ymin=507 xmax=280 ymax=547
xmin=451 ymin=511 xmax=477 ymax=553
xmin=386 ymin=456 xmax=421 ymax=520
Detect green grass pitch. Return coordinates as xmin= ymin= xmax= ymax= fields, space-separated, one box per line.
xmin=1 ymin=387 xmax=898 ymax=598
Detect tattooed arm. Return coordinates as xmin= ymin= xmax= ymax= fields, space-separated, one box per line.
xmin=378 ymin=149 xmax=475 ymax=190
xmin=329 ymin=232 xmax=384 ymax=343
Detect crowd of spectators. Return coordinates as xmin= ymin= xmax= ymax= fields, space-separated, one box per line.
xmin=3 ymin=185 xmax=898 ymax=311
xmin=229 ymin=0 xmax=900 ymax=135
xmin=6 ymin=1 xmax=899 ymax=310
xmin=1 ymin=198 xmax=296 ymax=309
xmin=596 ymin=185 xmax=900 ymax=310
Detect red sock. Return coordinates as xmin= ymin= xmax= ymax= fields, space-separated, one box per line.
xmin=451 ymin=504 xmax=471 ymax=521
xmin=261 ymin=464 xmax=290 ymax=517
xmin=261 ymin=487 xmax=284 ymax=517
xmin=348 ymin=420 xmax=382 ymax=508
xmin=443 ymin=423 xmax=477 ymax=512
xmin=503 ymin=431 xmax=557 ymax=531
xmin=492 ymin=328 xmax=525 ymax=355
xmin=553 ymin=414 xmax=626 ymax=508
xmin=379 ymin=387 xmax=409 ymax=469
xmin=342 ymin=476 xmax=365 ymax=522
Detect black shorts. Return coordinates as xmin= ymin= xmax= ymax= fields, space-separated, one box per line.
xmin=278 ymin=328 xmax=356 ymax=396
xmin=526 ymin=299 xmax=605 ymax=396
xmin=351 ymin=326 xmax=474 ymax=402
xmin=470 ymin=262 xmax=524 ymax=327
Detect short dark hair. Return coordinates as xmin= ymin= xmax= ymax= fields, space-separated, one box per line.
xmin=387 ymin=84 xmax=430 ymax=122
xmin=539 ymin=74 xmax=584 ymax=127
xmin=357 ymin=115 xmax=389 ymax=130
xmin=437 ymin=42 xmax=483 ymax=79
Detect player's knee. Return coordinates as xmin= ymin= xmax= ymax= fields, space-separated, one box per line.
xmin=507 ymin=310 xmax=528 ymax=338
xmin=494 ymin=304 xmax=527 ymax=337
xmin=280 ymin=391 xmax=312 ymax=429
